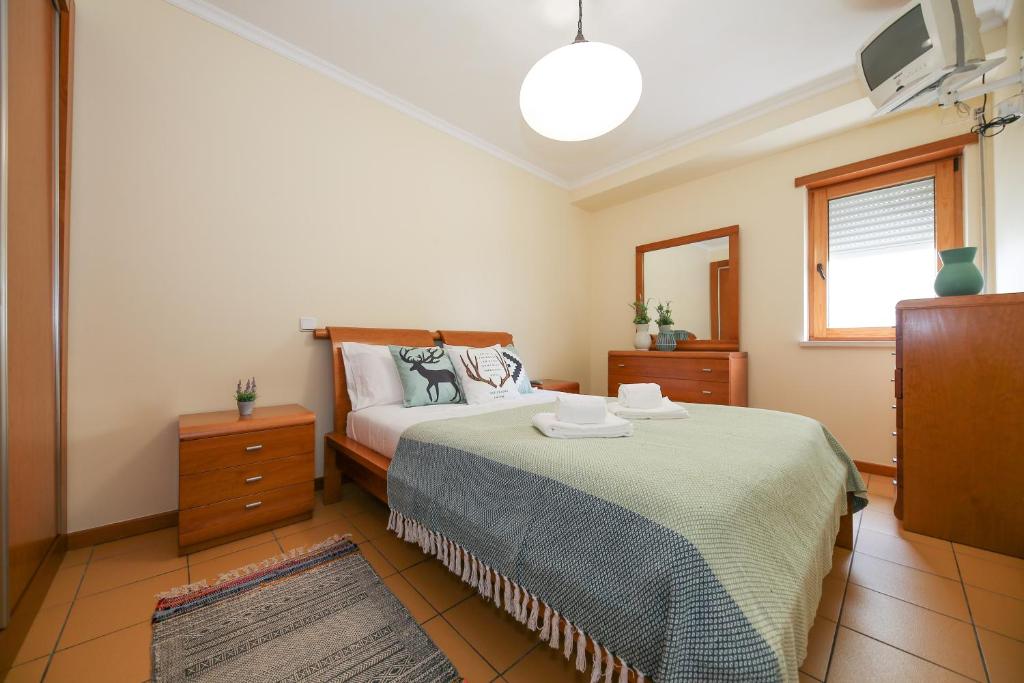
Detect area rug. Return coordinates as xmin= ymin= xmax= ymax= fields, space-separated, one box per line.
xmin=151 ymin=536 xmax=459 ymax=683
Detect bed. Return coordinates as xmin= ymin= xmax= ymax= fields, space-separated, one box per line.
xmin=317 ymin=326 xmax=865 ymax=683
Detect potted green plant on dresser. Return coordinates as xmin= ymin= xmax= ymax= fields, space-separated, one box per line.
xmin=235 ymin=377 xmax=258 ymax=416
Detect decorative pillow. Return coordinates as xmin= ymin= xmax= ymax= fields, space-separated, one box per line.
xmin=448 ymin=344 xmax=522 ymax=405
xmin=501 ymin=345 xmax=533 ymax=394
xmin=388 ymin=346 xmax=464 ymax=407
xmin=340 ymin=342 xmax=405 ymax=411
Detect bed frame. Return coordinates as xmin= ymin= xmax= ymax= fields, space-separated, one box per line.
xmin=312 ymin=325 xmax=853 ymax=550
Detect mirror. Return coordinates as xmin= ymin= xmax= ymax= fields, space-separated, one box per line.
xmin=636 ymin=225 xmax=739 ymax=350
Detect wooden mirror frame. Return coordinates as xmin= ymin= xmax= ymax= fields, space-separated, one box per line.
xmin=635 ymin=225 xmax=740 ymax=351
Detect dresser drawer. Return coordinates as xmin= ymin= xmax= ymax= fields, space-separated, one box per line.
xmin=180 ymin=424 xmax=313 ymax=475
xmin=179 ymin=453 xmax=313 ymax=509
xmin=178 ymin=481 xmax=314 ymax=547
xmin=609 ymin=375 xmax=731 ymax=404
xmin=608 ymin=357 xmax=730 ymax=382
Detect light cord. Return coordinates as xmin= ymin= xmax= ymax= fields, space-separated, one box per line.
xmin=574 ymin=0 xmax=586 ymax=43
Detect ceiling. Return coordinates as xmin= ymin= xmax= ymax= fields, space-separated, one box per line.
xmin=184 ymin=0 xmax=1011 ymax=187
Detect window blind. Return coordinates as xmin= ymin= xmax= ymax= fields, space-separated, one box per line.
xmin=827 ymin=178 xmax=935 ymax=256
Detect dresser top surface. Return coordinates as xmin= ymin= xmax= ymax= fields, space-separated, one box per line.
xmin=179 ymin=403 xmax=314 ymax=441
xmin=609 ymin=350 xmax=747 ymax=359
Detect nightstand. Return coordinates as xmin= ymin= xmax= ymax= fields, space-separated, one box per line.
xmin=177 ymin=403 xmax=315 ymax=555
xmin=532 ymin=379 xmax=580 ymax=393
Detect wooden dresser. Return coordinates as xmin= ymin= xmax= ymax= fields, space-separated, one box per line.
xmin=178 ymin=404 xmax=315 ymax=554
xmin=607 ymin=351 xmax=748 ymax=406
xmin=895 ymin=293 xmax=1024 ymax=557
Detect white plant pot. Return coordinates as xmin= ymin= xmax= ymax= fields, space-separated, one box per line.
xmin=633 ymin=325 xmax=651 ymax=351
xmin=237 ymin=400 xmax=255 ymax=417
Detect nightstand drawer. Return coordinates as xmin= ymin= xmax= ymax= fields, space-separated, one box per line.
xmin=178 ymin=481 xmax=314 ymax=548
xmin=180 ymin=424 xmax=313 ymax=475
xmin=179 ymin=453 xmax=313 ymax=509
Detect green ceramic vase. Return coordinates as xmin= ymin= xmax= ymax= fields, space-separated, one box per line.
xmin=934 ymin=247 xmax=984 ymax=297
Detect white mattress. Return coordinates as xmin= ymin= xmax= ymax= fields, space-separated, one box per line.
xmin=346 ymin=390 xmax=560 ymax=458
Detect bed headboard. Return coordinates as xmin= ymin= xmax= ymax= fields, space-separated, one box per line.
xmin=437 ymin=330 xmax=514 ymax=347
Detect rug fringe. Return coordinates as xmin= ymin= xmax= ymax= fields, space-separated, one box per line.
xmin=389 ymin=510 xmax=646 ymax=683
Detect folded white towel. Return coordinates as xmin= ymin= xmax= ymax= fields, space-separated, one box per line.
xmin=555 ymin=394 xmax=608 ymax=425
xmin=617 ymin=383 xmax=663 ymax=409
xmin=608 ymin=397 xmax=690 ymax=420
xmin=532 ymin=412 xmax=633 ymax=439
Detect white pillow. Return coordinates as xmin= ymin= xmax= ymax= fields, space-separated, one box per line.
xmin=340 ymin=342 xmax=404 ymax=411
xmin=447 ymin=344 xmax=521 ymax=405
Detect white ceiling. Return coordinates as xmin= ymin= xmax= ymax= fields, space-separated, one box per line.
xmin=182 ymin=0 xmax=1011 ymax=187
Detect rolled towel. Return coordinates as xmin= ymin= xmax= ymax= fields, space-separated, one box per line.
xmin=617 ymin=383 xmax=663 ymax=410
xmin=532 ymin=412 xmax=633 ymax=439
xmin=608 ymin=397 xmax=690 ymax=420
xmin=555 ymin=395 xmax=608 ymax=425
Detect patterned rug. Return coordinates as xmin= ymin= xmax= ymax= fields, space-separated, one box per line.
xmin=151 ymin=536 xmax=459 ymax=682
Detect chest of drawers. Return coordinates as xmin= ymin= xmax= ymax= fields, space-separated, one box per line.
xmin=607 ymin=351 xmax=748 ymax=406
xmin=177 ymin=404 xmax=315 ymax=554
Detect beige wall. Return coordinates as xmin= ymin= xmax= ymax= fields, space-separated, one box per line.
xmin=66 ymin=0 xmax=589 ymax=531
xmin=585 ymin=107 xmax=984 ymax=468
xmin=994 ymin=3 xmax=1024 ymax=293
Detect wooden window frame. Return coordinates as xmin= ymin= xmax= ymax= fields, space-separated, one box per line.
xmin=802 ymin=136 xmax=971 ymax=342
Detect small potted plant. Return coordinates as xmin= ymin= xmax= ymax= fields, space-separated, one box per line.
xmin=235 ymin=377 xmax=257 ymax=416
xmin=655 ymin=302 xmax=675 ymax=351
xmin=629 ymin=299 xmax=652 ymax=350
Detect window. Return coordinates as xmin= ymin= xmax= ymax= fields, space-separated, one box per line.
xmin=801 ymin=138 xmax=970 ymax=341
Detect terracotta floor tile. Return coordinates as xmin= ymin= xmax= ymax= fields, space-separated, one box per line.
xmin=48 ymin=622 xmax=152 ymax=683
xmin=799 ymin=616 xmax=835 ymax=681
xmin=13 ymin=601 xmax=71 ymax=665
xmin=78 ymin=543 xmax=186 ymax=597
xmin=403 ymin=559 xmax=475 ymax=612
xmin=860 ymin=509 xmax=952 ymax=549
xmin=958 ymin=553 xmax=1024 ymax=600
xmin=855 ymin=529 xmax=959 ymax=579
xmin=977 ymin=627 xmax=1024 ymax=683
xmin=866 ymin=475 xmax=895 ymax=499
xmin=269 ymin=504 xmax=345 ymax=537
xmin=60 ymin=546 xmax=93 ymax=569
xmin=59 ymin=568 xmax=187 ymax=649
xmin=827 ymin=627 xmax=973 ymax=682
xmin=336 ymin=489 xmax=388 ymax=518
xmin=797 ymin=672 xmax=820 ymax=683
xmin=967 ymin=586 xmax=1024 ymax=642
xmin=349 ymin=507 xmax=391 ymax=541
xmin=382 ymin=574 xmax=436 ymax=624
xmin=849 ymin=553 xmax=969 ymax=620
xmin=90 ymin=526 xmax=177 ymax=561
xmin=840 ymin=584 xmax=984 ymax=679
xmin=954 ymin=543 xmax=1024 ymax=571
xmin=186 ymin=530 xmax=276 ymax=565
xmin=356 ymin=539 xmax=398 ymax=578
xmin=187 ymin=540 xmax=282 ymax=584
xmin=3 ymin=657 xmax=47 ymax=683
xmin=828 ymin=547 xmax=852 ymax=581
xmin=276 ymin=515 xmax=365 ymax=551
xmin=818 ymin=576 xmax=845 ymax=622
xmin=443 ymin=596 xmax=538 ymax=673
xmin=422 ymin=616 xmax=498 ymax=683
xmin=371 ymin=533 xmax=428 ymax=571
xmin=504 ymin=641 xmax=589 ymax=683
xmin=43 ymin=565 xmax=85 ymax=607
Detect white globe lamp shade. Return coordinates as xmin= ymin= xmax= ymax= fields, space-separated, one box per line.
xmin=520 ymin=41 xmax=642 ymax=142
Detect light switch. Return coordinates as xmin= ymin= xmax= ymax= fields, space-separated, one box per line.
xmin=299 ymin=316 xmax=318 ymax=332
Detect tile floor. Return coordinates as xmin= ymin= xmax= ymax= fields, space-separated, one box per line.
xmin=5 ymin=475 xmax=1022 ymax=682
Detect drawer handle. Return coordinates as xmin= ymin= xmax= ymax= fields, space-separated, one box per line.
xmin=701 ymin=390 xmax=712 ymax=395
xmin=617 ymin=364 xmax=625 ymax=368
xmin=245 ymin=501 xmax=262 ymax=510
xmin=245 ymin=475 xmax=263 ymax=484
xmin=891 ymin=479 xmax=898 ymax=487
xmin=892 ymin=457 xmax=898 ymax=464
xmin=245 ymin=444 xmax=263 ymax=452
xmin=701 ymin=368 xmax=712 ymax=373
xmin=891 ymin=431 xmax=897 ymax=436
xmin=891 ymin=404 xmax=896 ymax=409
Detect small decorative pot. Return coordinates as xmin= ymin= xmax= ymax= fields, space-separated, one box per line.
xmin=656 ymin=324 xmax=676 ymax=352
xmin=934 ymin=247 xmax=984 ymax=297
xmin=633 ymin=325 xmax=651 ymax=351
xmin=673 ymin=329 xmax=691 ymax=341
xmin=237 ymin=400 xmax=255 ymax=417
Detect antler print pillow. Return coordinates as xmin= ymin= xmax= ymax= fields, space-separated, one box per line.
xmin=447 ymin=345 xmax=522 ymax=405
xmin=388 ymin=346 xmax=465 ymax=407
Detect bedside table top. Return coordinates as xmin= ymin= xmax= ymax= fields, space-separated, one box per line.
xmin=179 ymin=403 xmax=315 ymax=441
xmin=534 ymin=379 xmax=580 ymax=393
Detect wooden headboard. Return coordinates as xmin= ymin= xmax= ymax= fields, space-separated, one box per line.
xmin=438 ymin=330 xmax=514 ymax=347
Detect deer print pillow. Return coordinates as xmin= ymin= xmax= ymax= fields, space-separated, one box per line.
xmin=388 ymin=346 xmax=465 ymax=407
xmin=447 ymin=345 xmax=522 ymax=405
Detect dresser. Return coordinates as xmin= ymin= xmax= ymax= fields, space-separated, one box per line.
xmin=895 ymin=293 xmax=1024 ymax=557
xmin=178 ymin=404 xmax=315 ymax=554
xmin=607 ymin=351 xmax=748 ymax=406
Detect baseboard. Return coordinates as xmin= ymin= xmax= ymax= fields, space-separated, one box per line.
xmin=67 ymin=510 xmax=178 ymax=550
xmin=854 ymin=460 xmax=897 ymax=478
xmin=0 ymin=535 xmax=66 ymax=674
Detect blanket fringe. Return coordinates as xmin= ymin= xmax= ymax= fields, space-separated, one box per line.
xmin=388 ymin=510 xmax=647 ymax=683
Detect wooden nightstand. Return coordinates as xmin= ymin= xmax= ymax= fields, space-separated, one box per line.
xmin=532 ymin=379 xmax=580 ymax=393
xmin=177 ymin=403 xmax=315 ymax=555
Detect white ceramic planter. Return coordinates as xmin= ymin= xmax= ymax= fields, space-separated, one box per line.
xmin=633 ymin=325 xmax=651 ymax=350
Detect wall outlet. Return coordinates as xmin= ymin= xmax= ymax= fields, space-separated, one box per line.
xmin=299 ymin=316 xmax=318 ymax=332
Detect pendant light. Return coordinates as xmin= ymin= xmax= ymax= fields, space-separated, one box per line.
xmin=520 ymin=0 xmax=642 ymax=142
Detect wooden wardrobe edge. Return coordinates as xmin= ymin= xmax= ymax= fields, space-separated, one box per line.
xmin=0 ymin=536 xmax=66 ymax=674
xmin=66 ymin=510 xmax=178 ymax=550
xmin=854 ymin=460 xmax=897 ymax=478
